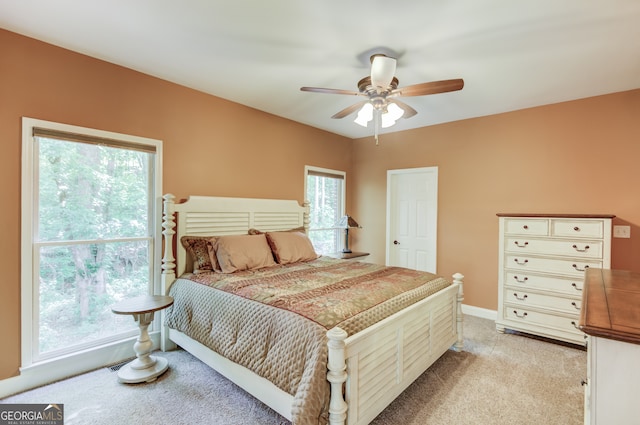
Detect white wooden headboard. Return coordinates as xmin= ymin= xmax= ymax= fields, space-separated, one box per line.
xmin=160 ymin=194 xmax=310 ymax=293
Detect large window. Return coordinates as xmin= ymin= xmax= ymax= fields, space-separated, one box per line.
xmin=305 ymin=166 xmax=345 ymax=254
xmin=21 ymin=118 xmax=162 ymax=368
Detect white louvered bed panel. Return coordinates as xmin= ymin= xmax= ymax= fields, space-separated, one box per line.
xmin=343 ymin=284 xmax=460 ymax=425
xmin=183 ymin=212 xmax=251 ymax=235
xmin=346 ymin=327 xmax=398 ymax=423
xmin=403 ymin=315 xmax=431 ymax=374
xmin=253 ymin=212 xmax=303 ymax=231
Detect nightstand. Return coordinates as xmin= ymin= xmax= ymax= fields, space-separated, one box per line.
xmin=111 ymin=295 xmax=174 ymax=383
xmin=327 ymin=251 xmax=369 ymax=260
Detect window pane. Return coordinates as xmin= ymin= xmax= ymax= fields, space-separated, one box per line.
xmin=308 ymin=229 xmax=340 ymax=255
xmin=38 ymin=241 xmax=149 ymax=355
xmin=37 ymin=137 xmax=150 ymax=242
xmin=306 ymin=172 xmax=343 ymax=254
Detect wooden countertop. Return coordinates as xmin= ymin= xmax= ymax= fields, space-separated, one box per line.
xmin=496 ymin=213 xmax=616 ymax=218
xmin=579 ymin=268 xmax=640 ymax=345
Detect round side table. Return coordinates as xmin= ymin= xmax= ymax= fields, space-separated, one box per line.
xmin=111 ymin=295 xmax=174 ymax=384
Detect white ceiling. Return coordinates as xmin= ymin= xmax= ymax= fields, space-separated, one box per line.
xmin=2 ymin=0 xmax=640 ymax=139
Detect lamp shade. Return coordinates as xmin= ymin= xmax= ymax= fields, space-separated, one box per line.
xmin=354 ymin=103 xmax=374 ymax=127
xmin=381 ymin=103 xmax=405 ymax=128
xmin=336 ymin=215 xmax=360 ymax=229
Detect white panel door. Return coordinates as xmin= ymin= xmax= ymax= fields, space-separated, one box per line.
xmin=386 ymin=167 xmax=438 ymax=272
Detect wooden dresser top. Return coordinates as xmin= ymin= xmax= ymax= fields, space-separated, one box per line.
xmin=496 ymin=213 xmax=616 ymax=218
xmin=579 ymin=268 xmax=640 ymax=344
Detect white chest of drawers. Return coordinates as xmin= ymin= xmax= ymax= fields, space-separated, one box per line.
xmin=496 ymin=214 xmax=613 ymax=345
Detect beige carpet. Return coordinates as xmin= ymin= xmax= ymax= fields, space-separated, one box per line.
xmin=2 ymin=315 xmax=586 ymax=424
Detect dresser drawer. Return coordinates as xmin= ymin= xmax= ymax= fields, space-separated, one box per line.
xmin=504 ymin=218 xmax=548 ymax=236
xmin=505 ymin=254 xmax=602 ymax=277
xmin=504 ymin=237 xmax=603 ymax=259
xmin=551 ymin=219 xmax=604 ymax=239
xmin=504 ymin=307 xmax=583 ymax=335
xmin=505 ymin=289 xmax=581 ymax=314
xmin=504 ymin=271 xmax=584 ymax=295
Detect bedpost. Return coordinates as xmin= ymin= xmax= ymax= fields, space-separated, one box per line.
xmin=303 ymin=200 xmax=310 ymax=234
xmin=161 ymin=193 xmax=177 ymax=292
xmin=161 ymin=193 xmax=177 ymax=352
xmin=452 ymin=272 xmax=465 ymax=351
xmin=327 ymin=327 xmax=348 ymax=425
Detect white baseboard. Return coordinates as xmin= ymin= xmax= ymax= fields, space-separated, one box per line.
xmin=462 ymin=304 xmax=497 ymax=321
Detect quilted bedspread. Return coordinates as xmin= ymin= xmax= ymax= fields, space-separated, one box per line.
xmin=165 ymin=256 xmax=451 ymax=424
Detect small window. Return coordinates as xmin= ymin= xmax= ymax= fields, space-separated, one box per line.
xmin=305 ymin=166 xmax=345 ymax=254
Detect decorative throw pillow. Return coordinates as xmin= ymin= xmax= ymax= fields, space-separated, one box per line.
xmin=180 ymin=235 xmax=218 ymax=274
xmin=265 ymin=231 xmax=319 ymax=265
xmin=213 ymin=234 xmax=277 ymax=273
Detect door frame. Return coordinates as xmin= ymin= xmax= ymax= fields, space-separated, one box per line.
xmin=385 ymin=166 xmax=438 ymax=269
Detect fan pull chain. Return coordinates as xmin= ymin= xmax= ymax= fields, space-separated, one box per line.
xmin=374 ymin=109 xmax=380 ymax=145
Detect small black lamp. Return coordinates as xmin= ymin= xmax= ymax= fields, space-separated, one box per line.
xmin=336 ymin=215 xmax=361 ymax=253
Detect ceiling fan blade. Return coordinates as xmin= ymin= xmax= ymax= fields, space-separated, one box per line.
xmin=300 ymin=87 xmax=361 ymax=96
xmin=331 ymin=100 xmax=369 ymax=119
xmin=391 ymin=78 xmax=464 ymax=97
xmin=388 ymin=99 xmax=418 ymax=119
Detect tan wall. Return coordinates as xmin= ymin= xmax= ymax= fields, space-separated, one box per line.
xmin=349 ymin=89 xmax=640 ymax=312
xmin=0 ymin=29 xmax=351 ymax=379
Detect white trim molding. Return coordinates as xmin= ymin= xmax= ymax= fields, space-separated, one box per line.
xmin=462 ymin=304 xmax=497 ymax=321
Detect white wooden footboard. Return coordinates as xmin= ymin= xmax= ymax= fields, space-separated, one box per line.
xmin=328 ymin=273 xmax=464 ymax=425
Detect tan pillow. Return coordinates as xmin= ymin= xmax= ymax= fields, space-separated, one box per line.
xmin=265 ymin=231 xmax=319 ymax=265
xmin=180 ymin=236 xmax=218 ymax=274
xmin=206 ymin=241 xmax=222 ymax=273
xmin=213 ymin=234 xmax=277 ymax=273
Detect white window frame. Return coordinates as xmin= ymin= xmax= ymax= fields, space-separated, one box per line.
xmin=14 ymin=117 xmax=163 ymax=395
xmin=304 ymin=165 xmax=346 ymax=254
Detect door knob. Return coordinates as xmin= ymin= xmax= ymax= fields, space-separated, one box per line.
xmin=393 ymin=240 xmax=400 ymax=245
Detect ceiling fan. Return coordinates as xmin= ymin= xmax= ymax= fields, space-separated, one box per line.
xmin=300 ymin=54 xmax=464 ymax=143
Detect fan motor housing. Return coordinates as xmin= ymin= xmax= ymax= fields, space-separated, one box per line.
xmin=357 ymin=76 xmax=399 ymax=94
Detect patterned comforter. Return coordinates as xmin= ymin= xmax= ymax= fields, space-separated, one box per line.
xmin=165 ymin=256 xmax=451 ymax=424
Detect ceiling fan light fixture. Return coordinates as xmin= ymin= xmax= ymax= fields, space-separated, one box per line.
xmin=354 ymin=102 xmax=374 ymax=127
xmin=370 ymin=55 xmax=396 ymax=91
xmin=381 ymin=102 xmax=404 ymax=128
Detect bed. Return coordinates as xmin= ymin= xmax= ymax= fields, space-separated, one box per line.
xmin=159 ymin=194 xmax=464 ymax=425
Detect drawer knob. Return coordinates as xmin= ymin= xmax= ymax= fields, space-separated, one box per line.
xmin=523 ymin=225 xmax=529 ymax=230
xmin=572 ymin=244 xmax=590 ymax=252
xmin=514 ymin=241 xmax=529 ymax=248
xmin=514 ymin=258 xmax=529 ymax=265
xmin=513 ymin=310 xmax=528 ymax=318
xmin=574 ymin=226 xmax=581 ymax=232
xmin=571 ymin=321 xmax=580 ymax=330
xmin=514 ymin=275 xmax=529 ymax=283
xmin=571 ymin=283 xmax=582 ymax=291
xmin=572 ymin=264 xmax=589 ymax=272
xmin=571 ymin=301 xmax=580 ymax=310
xmin=513 ymin=293 xmax=528 ymax=301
